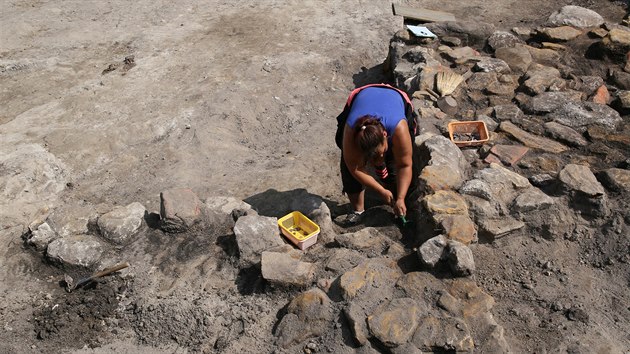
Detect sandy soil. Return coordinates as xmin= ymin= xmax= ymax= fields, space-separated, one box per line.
xmin=1 ymin=0 xmax=629 ymax=353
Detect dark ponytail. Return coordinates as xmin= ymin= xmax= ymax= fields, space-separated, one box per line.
xmin=354 ymin=115 xmax=385 ymax=163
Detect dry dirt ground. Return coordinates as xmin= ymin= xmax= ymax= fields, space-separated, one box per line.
xmin=1 ymin=0 xmax=629 ymax=353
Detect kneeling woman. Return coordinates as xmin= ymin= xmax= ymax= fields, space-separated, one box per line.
xmin=336 ymin=85 xmax=419 ymax=223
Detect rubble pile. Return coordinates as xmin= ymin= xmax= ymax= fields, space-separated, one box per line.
xmin=22 ymin=5 xmax=629 ymax=354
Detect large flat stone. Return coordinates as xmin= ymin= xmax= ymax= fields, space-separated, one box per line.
xmin=500 ymin=121 xmax=569 ymax=153
xmin=261 ymin=251 xmax=315 ymax=287
xmin=438 ymin=214 xmax=478 ymax=245
xmin=423 ymin=190 xmax=469 ymax=218
xmin=419 ymin=136 xmax=468 ymax=192
xmin=543 ymin=122 xmax=589 ymax=147
xmin=494 ymin=45 xmax=532 ymax=75
xmin=478 ymin=216 xmax=525 ymax=239
xmin=97 ymin=202 xmax=146 ymax=244
xmin=233 ymin=215 xmax=284 ymax=268
xmin=547 ymin=5 xmax=604 ymax=28
xmin=335 ymin=227 xmax=392 ymax=254
xmin=410 ymin=316 xmax=474 ymax=352
xmin=559 ymin=164 xmax=605 ymax=196
xmin=549 ymin=101 xmax=622 ymax=132
xmin=339 ymin=259 xmax=402 ymax=300
xmin=511 ymin=188 xmax=555 ymax=213
xmin=598 ymin=168 xmax=630 ymax=192
xmin=46 ymin=235 xmax=104 ymax=268
xmin=523 ymin=91 xmax=582 ymax=114
xmin=368 ymin=298 xmax=421 ymax=347
xmin=324 ymin=248 xmax=366 ymax=274
xmin=275 ymin=288 xmax=333 ymax=348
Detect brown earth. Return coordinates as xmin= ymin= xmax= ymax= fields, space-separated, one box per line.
xmin=1 ymin=0 xmax=629 ymax=353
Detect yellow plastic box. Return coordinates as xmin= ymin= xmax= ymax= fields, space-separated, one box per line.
xmin=278 ymin=211 xmax=320 ymax=250
xmin=448 ymin=121 xmax=489 ymax=147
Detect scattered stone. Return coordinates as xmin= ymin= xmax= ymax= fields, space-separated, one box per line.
xmin=426 ymin=21 xmax=496 ymax=47
xmin=522 ymin=64 xmax=562 ymax=95
xmin=477 ymin=114 xmax=498 ymax=132
xmin=261 ymin=251 xmax=315 ymax=287
xmin=446 ymin=241 xmax=475 ymax=276
xmin=410 ymin=316 xmax=474 ymax=352
xmin=339 ymin=259 xmax=402 ymax=300
xmin=601 ymin=29 xmax=630 ymax=61
xmin=439 ymin=214 xmax=478 ymax=245
xmin=543 ymin=122 xmax=589 ymax=147
xmin=500 ymin=121 xmax=569 ymax=153
xmin=423 ymin=190 xmax=469 ymax=220
xmin=441 ymin=36 xmax=462 ymax=47
xmin=478 ymin=216 xmax=525 ymax=239
xmin=590 ymin=85 xmax=610 ymax=104
xmin=566 ymin=307 xmax=589 ymax=323
xmin=444 ymin=46 xmax=480 ymax=63
xmin=205 ymin=196 xmax=256 ymax=225
xmin=97 ymin=202 xmax=146 ymax=244
xmin=275 ymin=288 xmax=333 ymax=348
xmin=46 ymin=235 xmax=104 ymax=268
xmin=512 ymin=27 xmax=533 ymax=37
xmin=523 ymin=91 xmax=582 ymax=114
xmin=484 ymin=144 xmax=529 ymax=166
xmin=541 ymin=42 xmax=567 ymax=51
xmin=598 ymin=168 xmax=630 ymax=192
xmin=529 ymin=173 xmax=556 ymax=188
xmin=467 ymin=72 xmax=499 ymax=91
xmin=335 ymin=227 xmax=392 ymax=254
xmin=436 ymin=96 xmax=458 ymax=115
xmin=460 ymin=179 xmax=494 ymax=201
xmin=559 ymin=164 xmax=605 ymax=196
xmin=589 ymin=28 xmax=608 ymax=38
xmin=473 ymin=57 xmax=511 ymax=74
xmin=493 ymin=104 xmax=523 ymax=122
xmin=586 ymin=125 xmax=630 ymax=146
xmin=487 ymin=31 xmax=524 ymax=51
xmin=547 ymin=6 xmax=604 ymax=28
xmin=494 ymin=45 xmax=532 ymax=75
xmin=611 ymin=69 xmax=630 ymax=90
xmin=615 ymin=90 xmax=630 ymax=110
xmin=159 ymin=188 xmax=202 ymax=233
xmin=418 ymin=235 xmax=448 ymax=267
xmin=418 ymin=136 xmax=468 ymax=192
xmin=549 ymin=101 xmax=622 ymax=132
xmin=537 ymin=26 xmax=582 ymax=42
xmin=27 ymin=222 xmax=59 ymax=251
xmin=233 ymin=215 xmax=284 ymax=268
xmin=511 ymin=188 xmax=555 ymax=213
xmin=525 ymin=46 xmax=561 ymax=66
xmin=324 ymin=248 xmax=365 ymax=274
xmin=368 ymin=298 xmax=421 ymax=347
xmin=46 ymin=203 xmax=96 ymax=238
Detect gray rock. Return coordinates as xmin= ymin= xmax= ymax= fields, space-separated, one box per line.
xmin=368 ymin=298 xmax=421 ymax=347
xmin=559 ymin=164 xmax=608 ymax=217
xmin=579 ymin=76 xmax=605 ymax=95
xmin=47 ymin=203 xmax=97 ymax=238
xmin=325 ymin=248 xmax=366 ymax=274
xmin=339 ymin=258 xmax=402 ymax=300
xmin=524 ymin=91 xmax=582 ymax=114
xmin=27 ymin=222 xmax=59 ymax=251
xmin=559 ymin=164 xmax=606 ymax=197
xmin=511 ymin=188 xmax=555 ymax=213
xmin=426 ymin=21 xmax=496 ymax=47
xmin=529 ymin=173 xmax=556 ymax=188
xmin=467 ymin=72 xmax=499 ymax=91
xmin=494 ymin=45 xmax=532 ymax=75
xmin=204 ymin=196 xmax=256 ymax=227
xmin=500 ymin=121 xmax=569 ymax=154
xmin=474 ymin=57 xmax=511 ymax=74
xmin=159 ymin=188 xmax=202 ymax=233
xmin=547 ymin=6 xmax=604 ymax=28
xmin=97 ymin=202 xmax=146 ymax=244
xmin=602 ymin=29 xmax=630 ymax=62
xmin=615 ymin=90 xmax=630 ymax=110
xmin=290 ymin=196 xmax=335 ymax=244
xmin=446 ymin=241 xmax=475 ymax=276
xmin=47 ymin=235 xmax=104 ymax=268
xmin=478 ymin=216 xmax=525 ymax=239
xmin=598 ymin=168 xmax=630 ymax=193
xmin=261 ymin=251 xmax=315 ymax=287
xmin=335 ymin=227 xmax=392 ymax=255
xmin=477 ymin=114 xmax=499 ymax=132
xmin=487 ymin=31 xmax=524 ymax=51
xmin=460 ymin=179 xmax=494 ymax=201
xmin=473 ymin=163 xmax=531 ymax=206
xmin=522 ymin=64 xmax=562 ymax=95
xmin=410 ymin=316 xmax=474 ymax=352
xmin=549 ymin=101 xmax=623 ymax=132
xmin=611 ymin=70 xmax=630 ymax=90
xmin=344 ymin=302 xmax=371 ymax=346
xmin=493 ymin=104 xmax=523 ymax=122
xmin=418 ymin=136 xmax=468 ymax=192
xmin=233 ymin=215 xmax=284 ymax=268
xmin=463 ymin=195 xmax=501 ymax=219
xmin=275 ymin=288 xmax=333 ymax=348
xmin=543 ymin=121 xmax=589 ymax=147
xmin=418 ymin=235 xmax=448 ymax=267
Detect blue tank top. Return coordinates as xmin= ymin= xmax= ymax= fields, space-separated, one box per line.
xmin=346 ymin=87 xmax=406 ymax=144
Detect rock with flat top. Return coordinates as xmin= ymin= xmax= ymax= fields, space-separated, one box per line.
xmin=159 ymin=188 xmax=202 ymax=233
xmin=487 ymin=31 xmax=524 ymax=51
xmin=598 ymin=168 xmax=630 ymax=192
xmin=368 ymin=298 xmax=421 ymax=347
xmin=47 ymin=235 xmax=104 ymax=268
xmin=447 ymin=241 xmax=475 ymax=276
xmin=418 ymin=136 xmax=468 ymax=192
xmin=537 ymin=26 xmax=582 ymax=42
xmin=275 ymin=288 xmax=333 ymax=348
xmin=474 ymin=57 xmax=511 ymax=74
xmin=524 ymin=91 xmax=582 ymax=114
xmin=233 ymin=215 xmax=284 ymax=268
xmin=547 ymin=6 xmax=604 ymax=28
xmin=335 ymin=227 xmax=392 ymax=255
xmin=261 ymin=251 xmax=315 ymax=287
xmin=549 ymin=102 xmax=622 ymax=132
xmin=559 ymin=164 xmax=608 ymax=217
xmin=97 ymin=202 xmax=146 ymax=244
xmin=500 ymin=121 xmax=569 ymax=153
xmin=512 ymin=188 xmax=555 ymax=213
xmin=418 ymin=235 xmax=448 ymax=267
xmin=494 ymin=45 xmax=532 ymax=75
xmin=410 ymin=316 xmax=474 ymax=352
xmin=478 ymin=216 xmax=525 ymax=240
xmin=543 ymin=122 xmax=589 ymax=147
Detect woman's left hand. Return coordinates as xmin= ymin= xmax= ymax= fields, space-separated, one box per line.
xmin=393 ymin=198 xmax=406 ymax=218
